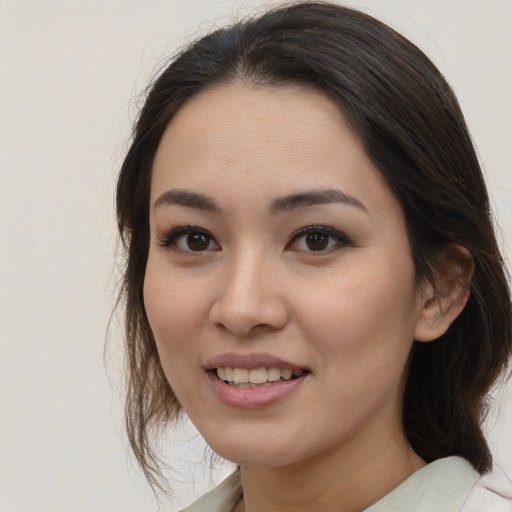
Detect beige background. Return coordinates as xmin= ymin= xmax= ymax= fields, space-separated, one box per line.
xmin=1 ymin=1 xmax=511 ymax=510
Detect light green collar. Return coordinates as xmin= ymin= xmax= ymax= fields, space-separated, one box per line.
xmin=364 ymin=456 xmax=479 ymax=511
xmin=182 ymin=456 xmax=479 ymax=512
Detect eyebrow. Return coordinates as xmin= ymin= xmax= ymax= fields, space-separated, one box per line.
xmin=154 ymin=190 xmax=221 ymax=212
xmin=153 ymin=188 xmax=367 ymax=214
xmin=270 ymin=188 xmax=367 ymax=214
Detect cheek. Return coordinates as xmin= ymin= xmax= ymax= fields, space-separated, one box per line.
xmin=143 ymin=258 xmax=206 ymax=363
xmin=143 ymin=264 xmax=210 ymax=410
xmin=297 ymin=257 xmax=419 ymax=374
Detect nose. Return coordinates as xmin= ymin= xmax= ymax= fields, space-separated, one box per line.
xmin=208 ymin=252 xmax=289 ymax=337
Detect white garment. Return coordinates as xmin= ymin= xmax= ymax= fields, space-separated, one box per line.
xmin=180 ymin=469 xmax=242 ymax=512
xmin=180 ymin=456 xmax=512 ymax=511
xmin=460 ymin=466 xmax=512 ymax=512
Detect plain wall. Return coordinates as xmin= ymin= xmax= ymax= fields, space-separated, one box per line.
xmin=1 ymin=1 xmax=510 ymax=511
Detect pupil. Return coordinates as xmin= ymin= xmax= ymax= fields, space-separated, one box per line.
xmin=306 ymin=232 xmax=328 ymax=251
xmin=187 ymin=233 xmax=209 ymax=251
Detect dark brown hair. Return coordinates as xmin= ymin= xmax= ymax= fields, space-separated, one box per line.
xmin=116 ymin=1 xmax=512 ymax=492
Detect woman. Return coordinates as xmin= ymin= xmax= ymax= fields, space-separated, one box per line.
xmin=115 ymin=2 xmax=512 ymax=510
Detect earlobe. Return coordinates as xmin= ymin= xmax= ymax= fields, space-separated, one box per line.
xmin=414 ymin=245 xmax=474 ymax=342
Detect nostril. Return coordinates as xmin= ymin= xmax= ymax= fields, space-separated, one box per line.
xmin=208 ymin=279 xmax=289 ymax=335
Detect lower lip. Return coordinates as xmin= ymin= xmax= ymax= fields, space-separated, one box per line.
xmin=205 ymin=371 xmax=308 ymax=409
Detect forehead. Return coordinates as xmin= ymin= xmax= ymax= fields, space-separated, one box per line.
xmin=167 ymin=82 xmax=344 ymax=135
xmin=160 ymin=84 xmax=351 ymax=162
xmin=150 ymin=83 xmax=394 ymax=215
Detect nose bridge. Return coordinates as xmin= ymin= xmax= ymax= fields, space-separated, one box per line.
xmin=210 ymin=243 xmax=287 ymax=335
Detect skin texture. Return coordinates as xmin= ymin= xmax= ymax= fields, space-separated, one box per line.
xmin=144 ymin=84 xmax=469 ymax=511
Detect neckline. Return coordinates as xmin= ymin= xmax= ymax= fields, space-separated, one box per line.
xmin=364 ymin=456 xmax=480 ymax=511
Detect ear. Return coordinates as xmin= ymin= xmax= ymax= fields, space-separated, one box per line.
xmin=414 ymin=245 xmax=474 ymax=342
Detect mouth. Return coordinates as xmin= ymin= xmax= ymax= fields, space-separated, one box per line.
xmin=204 ymin=353 xmax=310 ymax=408
xmin=215 ymin=367 xmax=307 ymax=388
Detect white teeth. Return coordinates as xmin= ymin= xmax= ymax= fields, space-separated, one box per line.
xmin=216 ymin=366 xmax=305 ymax=386
xmin=233 ymin=368 xmax=249 ymax=383
xmin=281 ymin=368 xmax=292 ymax=380
xmin=249 ymin=367 xmax=267 ymax=384
xmin=267 ymin=367 xmax=281 ymax=381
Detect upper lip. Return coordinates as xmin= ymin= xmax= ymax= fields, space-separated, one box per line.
xmin=204 ymin=352 xmax=309 ymax=372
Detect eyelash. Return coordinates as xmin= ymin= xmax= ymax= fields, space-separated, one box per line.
xmin=156 ymin=224 xmax=351 ymax=254
xmin=156 ymin=225 xmax=219 ymax=252
xmin=288 ymin=225 xmax=351 ymax=253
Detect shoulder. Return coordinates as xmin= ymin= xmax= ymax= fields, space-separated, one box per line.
xmin=459 ymin=468 xmax=512 ymax=512
xmin=180 ymin=470 xmax=243 ymax=512
xmin=365 ymin=456 xmax=479 ymax=512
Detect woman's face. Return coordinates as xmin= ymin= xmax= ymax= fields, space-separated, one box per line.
xmin=144 ymin=84 xmax=429 ymax=468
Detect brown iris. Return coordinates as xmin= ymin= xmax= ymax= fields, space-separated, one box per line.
xmin=306 ymin=232 xmax=329 ymax=251
xmin=187 ymin=233 xmax=210 ymax=251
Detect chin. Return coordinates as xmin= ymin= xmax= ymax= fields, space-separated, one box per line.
xmin=202 ymin=427 xmax=300 ymax=467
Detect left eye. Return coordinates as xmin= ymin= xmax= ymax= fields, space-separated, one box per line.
xmin=288 ymin=226 xmax=348 ymax=252
xmin=177 ymin=232 xmax=216 ymax=251
xmin=157 ymin=226 xmax=220 ymax=252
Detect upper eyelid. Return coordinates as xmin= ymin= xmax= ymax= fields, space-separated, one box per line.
xmin=156 ymin=223 xmax=350 ymax=249
xmin=286 ymin=225 xmax=351 ymax=252
xmin=156 ymin=225 xmax=215 ymax=247
xmin=290 ymin=225 xmax=348 ymax=241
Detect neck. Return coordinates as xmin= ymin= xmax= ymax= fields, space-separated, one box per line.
xmin=236 ymin=427 xmax=425 ymax=512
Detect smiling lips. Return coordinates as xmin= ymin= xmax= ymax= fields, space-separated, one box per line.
xmin=216 ymin=367 xmax=305 ymax=387
xmin=205 ymin=353 xmax=309 ymax=408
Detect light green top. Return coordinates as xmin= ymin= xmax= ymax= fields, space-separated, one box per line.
xmin=181 ymin=456 xmax=481 ymax=512
xmin=364 ymin=456 xmax=479 ymax=511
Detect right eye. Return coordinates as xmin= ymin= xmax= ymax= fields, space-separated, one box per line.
xmin=157 ymin=226 xmax=220 ymax=253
